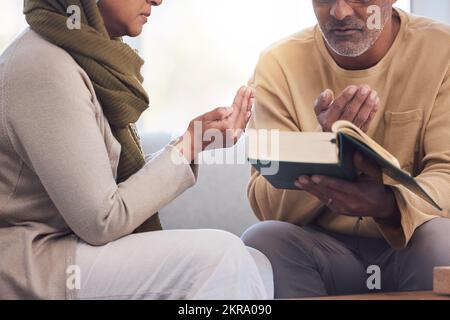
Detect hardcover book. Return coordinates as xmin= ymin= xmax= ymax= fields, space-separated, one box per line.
xmin=247 ymin=120 xmax=442 ymax=211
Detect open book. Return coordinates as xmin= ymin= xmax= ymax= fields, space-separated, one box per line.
xmin=247 ymin=120 xmax=442 ymax=211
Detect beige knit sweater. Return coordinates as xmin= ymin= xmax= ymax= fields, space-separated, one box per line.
xmin=248 ymin=9 xmax=450 ymax=250
xmin=0 ymin=29 xmax=197 ymax=299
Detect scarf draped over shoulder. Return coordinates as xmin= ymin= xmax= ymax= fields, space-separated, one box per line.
xmin=23 ymin=0 xmax=162 ymax=231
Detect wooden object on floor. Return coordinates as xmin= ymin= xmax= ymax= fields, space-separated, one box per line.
xmin=302 ymin=291 xmax=450 ymax=300
xmin=434 ymin=267 xmax=450 ymax=295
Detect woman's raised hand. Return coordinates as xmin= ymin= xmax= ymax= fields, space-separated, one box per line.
xmin=175 ymin=86 xmax=254 ymax=162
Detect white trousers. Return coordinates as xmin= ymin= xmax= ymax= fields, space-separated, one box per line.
xmin=75 ymin=229 xmax=274 ymax=300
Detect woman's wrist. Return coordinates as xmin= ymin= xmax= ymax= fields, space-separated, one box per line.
xmin=173 ymin=132 xmax=199 ymax=163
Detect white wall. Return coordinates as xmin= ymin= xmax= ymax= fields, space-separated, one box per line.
xmin=411 ymin=0 xmax=450 ymax=23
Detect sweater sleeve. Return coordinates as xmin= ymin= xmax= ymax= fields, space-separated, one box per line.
xmin=247 ymin=51 xmax=325 ymax=225
xmin=4 ymin=52 xmax=197 ymax=246
xmin=375 ymin=69 xmax=450 ymax=250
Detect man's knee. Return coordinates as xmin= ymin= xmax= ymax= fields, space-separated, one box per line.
xmin=409 ymin=218 xmax=450 ymax=255
xmin=397 ymin=218 xmax=450 ymax=290
xmin=407 ymin=217 xmax=450 ymax=266
xmin=243 ymin=221 xmax=292 ymax=247
xmin=242 ymin=221 xmax=313 ymax=258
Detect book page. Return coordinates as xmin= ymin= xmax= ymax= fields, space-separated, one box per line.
xmin=247 ymin=130 xmax=339 ymax=164
xmin=332 ymin=121 xmax=401 ymax=168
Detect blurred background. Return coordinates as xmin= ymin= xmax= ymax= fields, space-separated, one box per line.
xmin=0 ymin=0 xmax=417 ymax=135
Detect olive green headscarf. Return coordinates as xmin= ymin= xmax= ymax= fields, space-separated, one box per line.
xmin=24 ymin=0 xmax=162 ymax=231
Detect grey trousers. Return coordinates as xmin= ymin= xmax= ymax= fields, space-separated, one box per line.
xmin=242 ymin=218 xmax=450 ymax=298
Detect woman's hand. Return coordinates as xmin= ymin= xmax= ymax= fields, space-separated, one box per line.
xmin=175 ymin=86 xmax=254 ymax=162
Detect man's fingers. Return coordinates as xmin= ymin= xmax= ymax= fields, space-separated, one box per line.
xmin=340 ymin=85 xmax=372 ymax=123
xmin=314 ymin=89 xmax=334 ymax=115
xmin=309 ymin=175 xmax=360 ymax=195
xmin=353 ymin=152 xmax=383 ymax=181
xmin=296 ymin=176 xmax=350 ymax=211
xmin=295 ymin=176 xmax=330 ymax=204
xmin=353 ymin=90 xmax=379 ymax=129
xmin=361 ymin=104 xmax=378 ymax=133
xmin=326 ymin=85 xmax=358 ymax=120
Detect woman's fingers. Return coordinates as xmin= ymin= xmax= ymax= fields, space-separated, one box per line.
xmin=231 ymin=86 xmax=247 ymax=111
xmin=192 ymin=85 xmax=255 ymax=151
xmin=246 ymin=110 xmax=252 ymax=122
xmin=202 ymin=106 xmax=234 ymax=122
xmin=235 ymin=86 xmax=254 ymax=129
xmin=249 ymin=95 xmax=255 ymax=112
xmin=248 ymin=88 xmax=255 ymax=111
xmin=202 ymin=86 xmax=247 ymax=125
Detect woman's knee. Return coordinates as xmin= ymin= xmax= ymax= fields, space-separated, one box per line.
xmin=190 ymin=229 xmax=250 ymax=263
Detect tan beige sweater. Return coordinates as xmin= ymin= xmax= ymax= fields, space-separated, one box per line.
xmin=0 ymin=29 xmax=197 ymax=299
xmin=248 ymin=9 xmax=450 ymax=250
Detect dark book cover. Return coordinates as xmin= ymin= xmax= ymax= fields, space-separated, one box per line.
xmin=249 ymin=132 xmax=442 ymax=211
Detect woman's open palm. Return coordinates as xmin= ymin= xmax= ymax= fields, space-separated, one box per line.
xmin=177 ymin=86 xmax=254 ymax=161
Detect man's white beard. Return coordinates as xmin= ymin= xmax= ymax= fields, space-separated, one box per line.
xmin=320 ymin=17 xmax=389 ymax=58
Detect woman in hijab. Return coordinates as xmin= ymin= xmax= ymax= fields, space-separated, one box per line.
xmin=0 ymin=0 xmax=273 ymax=299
